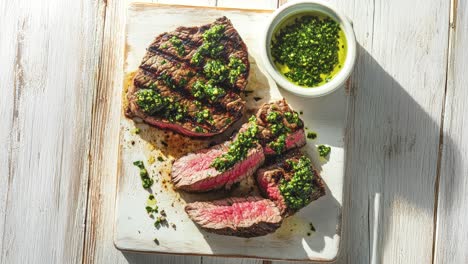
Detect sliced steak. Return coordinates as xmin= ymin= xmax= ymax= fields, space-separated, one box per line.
xmin=126 ymin=17 xmax=249 ymax=137
xmin=256 ymin=150 xmax=325 ymax=216
xmin=254 ymin=99 xmax=306 ymax=156
xmin=171 ymin=140 xmax=265 ymax=192
xmin=185 ymin=196 xmax=283 ymax=237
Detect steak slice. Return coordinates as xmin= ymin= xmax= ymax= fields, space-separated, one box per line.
xmin=126 ymin=16 xmax=249 ymax=137
xmin=185 ymin=196 xmax=283 ymax=237
xmin=171 ymin=141 xmax=265 ymax=192
xmin=256 ymin=150 xmax=325 ymax=216
xmin=254 ymin=99 xmax=306 ymax=156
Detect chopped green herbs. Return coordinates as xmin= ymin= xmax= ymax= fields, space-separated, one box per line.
xmin=192 ymin=25 xmax=226 ymax=65
xmin=284 ymin=111 xmax=301 ymax=126
xmin=195 ymin=109 xmax=213 ymax=124
xmin=192 ymin=80 xmax=226 ymax=102
xmin=135 ymin=89 xmax=187 ymax=122
xmin=157 ymin=156 xmax=164 ymax=162
xmin=211 ymin=116 xmax=258 ymax=172
xmin=203 ymin=24 xmax=225 ymax=42
xmin=194 ymin=126 xmax=204 ymax=133
xmin=169 ymin=36 xmax=185 ymax=56
xmin=146 ymin=205 xmax=159 ymax=214
xmin=307 ymin=132 xmax=317 ymax=139
xmin=158 ymin=73 xmax=176 ymax=89
xmin=269 ymin=134 xmax=286 ymax=154
xmin=318 ymin=144 xmax=331 ymax=157
xmin=133 ymin=160 xmax=153 ymax=188
xmin=271 ymin=15 xmax=342 ymax=87
xmin=279 ymin=156 xmax=316 ymax=210
xmin=227 ymin=57 xmax=247 ymax=84
xmin=204 ymin=59 xmax=228 ymax=82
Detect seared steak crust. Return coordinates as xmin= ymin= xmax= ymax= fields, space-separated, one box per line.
xmin=185 ymin=196 xmax=283 ymax=237
xmin=126 ymin=17 xmax=249 ymax=137
xmin=256 ymin=150 xmax=325 ymax=216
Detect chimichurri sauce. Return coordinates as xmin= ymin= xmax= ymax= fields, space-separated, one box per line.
xmin=271 ymin=14 xmax=347 ymax=87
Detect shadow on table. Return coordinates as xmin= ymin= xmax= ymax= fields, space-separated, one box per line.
xmin=336 ymin=43 xmax=459 ymax=263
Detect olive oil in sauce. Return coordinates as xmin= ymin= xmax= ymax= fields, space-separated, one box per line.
xmin=271 ymin=12 xmax=347 ymax=88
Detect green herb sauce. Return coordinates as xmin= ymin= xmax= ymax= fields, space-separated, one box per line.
xmin=169 ymin=36 xmax=185 ymax=56
xmin=269 ymin=134 xmax=286 ymax=154
xmin=192 ymin=80 xmax=226 ymax=102
xmin=271 ymin=14 xmax=347 ymax=87
xmin=133 ymin=160 xmax=153 ymax=188
xmin=279 ymin=156 xmax=316 ymax=210
xmin=195 ymin=108 xmax=213 ymax=124
xmin=192 ymin=25 xmax=226 ymax=65
xmin=318 ymin=144 xmax=331 ymax=157
xmin=204 ymin=59 xmax=228 ymax=82
xmin=307 ymin=132 xmax=317 ymax=139
xmin=227 ymin=57 xmax=247 ymax=84
xmin=135 ymin=89 xmax=187 ymax=122
xmin=211 ymin=116 xmax=258 ymax=172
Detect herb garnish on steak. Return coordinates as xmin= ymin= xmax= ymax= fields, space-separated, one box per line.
xmin=254 ymin=99 xmax=306 ymax=155
xmin=256 ymin=151 xmax=325 ymax=215
xmin=171 ymin=117 xmax=264 ymax=192
xmin=126 ymin=17 xmax=249 ymax=137
xmin=170 ymin=99 xmax=306 ymax=192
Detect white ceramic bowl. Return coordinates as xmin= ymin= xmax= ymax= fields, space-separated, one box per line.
xmin=261 ymin=0 xmax=357 ymax=98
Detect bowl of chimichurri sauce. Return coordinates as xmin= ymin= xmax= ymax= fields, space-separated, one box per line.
xmin=261 ymin=0 xmax=356 ymax=97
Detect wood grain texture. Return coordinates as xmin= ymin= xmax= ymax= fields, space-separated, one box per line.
xmin=83 ymin=0 xmax=206 ymax=263
xmin=0 ymin=0 xmax=103 ymax=263
xmin=337 ymin=0 xmax=449 ymax=263
xmin=274 ymin=0 xmax=451 ymax=263
xmin=434 ymin=0 xmax=468 ymax=263
xmin=217 ymin=0 xmax=277 ymax=9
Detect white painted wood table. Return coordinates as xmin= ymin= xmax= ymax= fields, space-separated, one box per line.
xmin=0 ymin=0 xmax=466 ymax=263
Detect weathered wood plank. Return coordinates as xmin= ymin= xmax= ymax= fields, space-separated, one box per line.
xmin=217 ymin=0 xmax=277 ymax=9
xmin=434 ymin=0 xmax=468 ymax=263
xmin=338 ymin=0 xmax=449 ymax=263
xmin=82 ymin=1 xmax=207 ymax=264
xmin=275 ymin=0 xmax=450 ymax=263
xmin=0 ymin=0 xmax=103 ymax=263
xmin=156 ymin=0 xmax=216 ymax=6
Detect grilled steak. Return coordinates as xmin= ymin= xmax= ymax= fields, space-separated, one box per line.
xmin=254 ymin=99 xmax=306 ymax=156
xmin=171 ymin=120 xmax=265 ymax=192
xmin=256 ymin=150 xmax=325 ymax=216
xmin=171 ymin=99 xmax=305 ymax=192
xmin=126 ymin=17 xmax=249 ymax=137
xmin=185 ymin=196 xmax=283 ymax=237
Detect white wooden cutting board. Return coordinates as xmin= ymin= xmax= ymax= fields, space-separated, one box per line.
xmin=114 ymin=3 xmax=347 ymax=261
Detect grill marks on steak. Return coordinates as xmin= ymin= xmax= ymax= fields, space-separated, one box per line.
xmin=126 ymin=17 xmax=249 ymax=137
xmin=132 ymin=71 xmax=237 ymax=132
xmin=185 ymin=196 xmax=282 ymax=237
xmin=139 ymin=51 xmax=245 ymax=114
xmin=146 ymin=17 xmax=249 ymax=90
xmin=170 ymin=99 xmax=305 ymax=192
xmin=171 ymin=140 xmax=265 ymax=192
xmin=256 ymin=151 xmax=326 ymax=216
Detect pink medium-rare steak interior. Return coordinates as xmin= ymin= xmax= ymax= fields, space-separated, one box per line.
xmin=171 ymin=142 xmax=265 ymax=192
xmin=263 ymin=128 xmax=306 ymax=156
xmin=185 ymin=196 xmax=283 ymax=237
